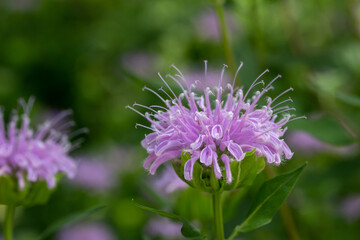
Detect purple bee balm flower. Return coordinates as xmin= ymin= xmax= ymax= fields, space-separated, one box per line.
xmin=128 ymin=62 xmax=303 ymax=184
xmin=0 ymin=98 xmax=78 ymax=189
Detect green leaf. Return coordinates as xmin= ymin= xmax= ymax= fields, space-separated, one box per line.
xmin=132 ymin=200 xmax=206 ymax=239
xmin=0 ymin=174 xmax=60 ymax=207
xmin=35 ymin=205 xmax=105 ymax=240
xmin=224 ymin=150 xmax=264 ymax=191
xmin=22 ymin=180 xmax=54 ymax=207
xmin=172 ymin=152 xmax=193 ymax=187
xmin=227 ymin=163 xmax=307 ymax=239
xmin=0 ymin=175 xmax=28 ymax=205
xmin=236 ymin=152 xmax=260 ymax=187
xmin=336 ymin=92 xmax=360 ymax=107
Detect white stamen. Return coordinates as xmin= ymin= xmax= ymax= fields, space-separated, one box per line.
xmin=126 ymin=105 xmax=145 ymax=117
xmin=133 ymin=103 xmax=157 ymax=113
xmin=218 ymin=64 xmax=228 ymax=87
xmin=158 ymin=72 xmax=177 ymax=99
xmin=143 ymin=86 xmax=167 ymax=104
xmin=135 ymin=123 xmax=155 ymax=131
xmin=232 ymin=62 xmax=243 ymax=87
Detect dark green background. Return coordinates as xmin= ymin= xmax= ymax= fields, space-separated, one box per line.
xmin=0 ymin=0 xmax=359 ymax=239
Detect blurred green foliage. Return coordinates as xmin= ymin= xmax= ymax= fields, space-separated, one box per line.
xmin=0 ymin=0 xmax=359 ymax=239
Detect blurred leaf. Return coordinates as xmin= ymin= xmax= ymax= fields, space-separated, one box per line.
xmin=22 ymin=181 xmax=54 ymax=207
xmin=175 ymin=187 xmax=212 ymax=223
xmin=227 ymin=163 xmax=306 ymax=239
xmin=0 ymin=174 xmax=59 ymax=207
xmin=290 ymin=115 xmax=354 ymax=145
xmin=132 ymin=200 xmax=206 ymax=239
xmin=35 ymin=205 xmax=105 ymax=240
xmin=336 ymin=92 xmax=360 ymax=107
xmin=0 ymin=175 xmax=28 ymax=206
xmin=223 ymin=189 xmax=247 ymax=221
xmin=142 ymin=181 xmax=171 ymax=208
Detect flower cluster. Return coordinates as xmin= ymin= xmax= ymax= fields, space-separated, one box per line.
xmin=130 ymin=63 xmax=302 ymax=184
xmin=0 ymin=99 xmax=77 ymax=189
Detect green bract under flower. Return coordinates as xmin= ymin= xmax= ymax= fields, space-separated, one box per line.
xmin=173 ymin=149 xmax=265 ymax=193
xmin=0 ymin=174 xmax=57 ymax=207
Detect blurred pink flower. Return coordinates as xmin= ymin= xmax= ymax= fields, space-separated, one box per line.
xmin=145 ymin=218 xmax=184 ymax=239
xmin=73 ymin=159 xmax=114 ymax=191
xmin=340 ymin=195 xmax=360 ymax=222
xmin=71 ymin=146 xmax=135 ymax=192
xmin=152 ymin=167 xmax=187 ymax=194
xmin=0 ymin=99 xmax=77 ymax=189
xmin=121 ymin=52 xmax=156 ymax=77
xmin=286 ymin=130 xmax=357 ymax=156
xmin=57 ymin=222 xmax=115 ymax=240
xmin=195 ymin=11 xmax=237 ymax=41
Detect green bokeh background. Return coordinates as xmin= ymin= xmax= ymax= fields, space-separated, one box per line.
xmin=0 ymin=0 xmax=360 ymax=239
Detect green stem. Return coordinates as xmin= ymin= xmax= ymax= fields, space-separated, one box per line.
xmin=213 ymin=0 xmax=237 ymax=78
xmin=4 ymin=205 xmax=15 ymax=240
xmin=212 ymin=192 xmax=225 ymax=240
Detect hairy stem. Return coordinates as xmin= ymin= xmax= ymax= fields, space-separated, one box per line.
xmin=212 ymin=192 xmax=225 ymax=240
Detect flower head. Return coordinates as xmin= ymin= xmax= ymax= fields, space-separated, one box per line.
xmin=0 ymin=98 xmax=79 ymax=189
xmin=130 ymin=62 xmax=303 ymax=187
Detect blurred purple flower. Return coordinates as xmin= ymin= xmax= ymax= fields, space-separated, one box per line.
xmin=73 ymin=159 xmax=114 ymax=191
xmin=121 ymin=52 xmax=156 ymax=77
xmin=57 ymin=222 xmax=115 ymax=240
xmin=129 ymin=63 xmax=301 ymax=184
xmin=340 ymin=195 xmax=360 ymax=222
xmin=286 ymin=130 xmax=358 ymax=156
xmin=0 ymin=98 xmax=77 ymax=189
xmin=145 ymin=218 xmax=183 ymax=239
xmin=152 ymin=167 xmax=187 ymax=194
xmin=195 ymin=11 xmax=237 ymax=41
xmin=72 ymin=146 xmax=135 ymax=192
